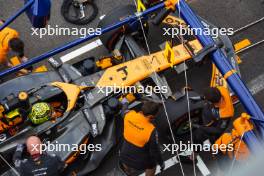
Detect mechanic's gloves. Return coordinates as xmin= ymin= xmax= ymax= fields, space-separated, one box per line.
xmin=160 ymin=161 xmax=165 ymax=172
xmin=189 ymin=96 xmax=204 ymax=102
xmin=121 ymin=97 xmax=129 ymax=105
xmin=192 ymin=124 xmax=201 ymax=129
xmin=120 ymin=97 xmax=129 ymax=117
xmin=16 ymin=143 xmax=26 ymax=152
xmin=120 ymin=93 xmax=136 ymax=104
xmin=219 ymin=119 xmax=229 ymax=129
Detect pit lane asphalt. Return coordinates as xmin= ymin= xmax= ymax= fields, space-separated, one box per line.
xmin=0 ymin=0 xmax=264 ymax=176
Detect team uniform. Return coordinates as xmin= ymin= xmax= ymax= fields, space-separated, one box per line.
xmin=120 ymin=108 xmax=163 ymax=175
xmin=13 ymin=144 xmax=65 ymax=176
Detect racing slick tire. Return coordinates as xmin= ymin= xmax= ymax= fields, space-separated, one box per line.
xmin=155 ymin=91 xmax=205 ymax=139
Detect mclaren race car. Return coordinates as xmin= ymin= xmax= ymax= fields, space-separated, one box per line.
xmin=0 ymin=4 xmax=240 ymax=176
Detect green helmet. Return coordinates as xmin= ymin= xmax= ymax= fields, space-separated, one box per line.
xmin=29 ymin=102 xmax=52 ymax=125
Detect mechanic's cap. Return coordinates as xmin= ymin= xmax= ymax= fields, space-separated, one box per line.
xmin=28 ymin=102 xmax=52 ymax=125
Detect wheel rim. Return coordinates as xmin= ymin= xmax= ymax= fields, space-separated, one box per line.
xmin=173 ymin=110 xmax=201 ymax=136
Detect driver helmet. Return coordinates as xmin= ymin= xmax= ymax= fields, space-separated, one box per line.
xmin=28 ymin=102 xmax=52 ymax=125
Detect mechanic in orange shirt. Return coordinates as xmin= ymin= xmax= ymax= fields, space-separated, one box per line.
xmin=0 ymin=20 xmax=29 ymax=72
xmin=120 ymin=100 xmax=164 ymax=176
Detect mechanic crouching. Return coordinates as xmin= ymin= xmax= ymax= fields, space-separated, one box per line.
xmin=194 ymin=86 xmax=234 ymax=144
xmin=13 ymin=136 xmax=65 ymax=176
xmin=183 ymin=86 xmax=234 ymax=162
xmin=0 ymin=20 xmax=30 ymax=79
xmin=119 ymin=100 xmax=165 ymax=176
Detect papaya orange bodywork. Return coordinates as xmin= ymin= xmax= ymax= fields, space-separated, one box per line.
xmin=96 ymin=39 xmax=202 ymax=87
xmin=50 ymin=82 xmax=89 ymax=112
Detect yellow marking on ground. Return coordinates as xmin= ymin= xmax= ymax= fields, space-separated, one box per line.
xmin=234 ymin=39 xmax=251 ymax=52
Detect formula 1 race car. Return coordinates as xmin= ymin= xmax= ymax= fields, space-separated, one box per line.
xmin=0 ymin=4 xmax=240 ymax=176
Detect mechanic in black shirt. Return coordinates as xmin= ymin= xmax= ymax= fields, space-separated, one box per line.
xmin=120 ymin=100 xmax=165 ymax=176
xmin=13 ymin=136 xmax=65 ymax=176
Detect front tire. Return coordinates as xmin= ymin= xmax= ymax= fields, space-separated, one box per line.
xmin=155 ymin=92 xmax=204 ymax=139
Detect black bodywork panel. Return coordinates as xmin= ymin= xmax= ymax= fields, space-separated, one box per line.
xmin=0 ymin=72 xmax=62 ymax=101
